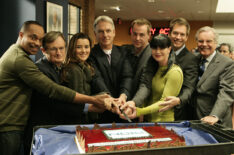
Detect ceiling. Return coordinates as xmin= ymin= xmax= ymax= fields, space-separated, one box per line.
xmin=95 ymin=0 xmax=234 ymax=21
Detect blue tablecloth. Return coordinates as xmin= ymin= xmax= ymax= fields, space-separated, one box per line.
xmin=32 ymin=121 xmax=218 ymax=155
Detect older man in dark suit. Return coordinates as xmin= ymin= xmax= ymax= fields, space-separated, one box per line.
xmin=89 ymin=16 xmax=133 ymax=123
xmin=193 ymin=26 xmax=234 ymax=128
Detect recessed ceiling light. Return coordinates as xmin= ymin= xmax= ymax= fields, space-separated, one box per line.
xmin=116 ymin=6 xmax=120 ymax=11
xmin=103 ymin=9 xmax=107 ymax=12
xmin=148 ymin=0 xmax=155 ymax=2
xmin=110 ymin=6 xmax=120 ymax=11
xmin=216 ymin=0 xmax=234 ymax=13
xmin=158 ymin=10 xmax=165 ymax=13
xmin=197 ymin=10 xmax=204 ymax=14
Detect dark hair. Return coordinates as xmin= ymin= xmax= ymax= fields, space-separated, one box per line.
xmin=62 ymin=33 xmax=94 ymax=82
xmin=219 ymin=43 xmax=232 ymax=53
xmin=150 ymin=34 xmax=175 ymax=76
xmin=150 ymin=34 xmax=171 ymax=49
xmin=20 ymin=20 xmax=43 ymax=32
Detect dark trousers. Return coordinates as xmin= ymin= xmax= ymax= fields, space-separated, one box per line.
xmin=0 ymin=131 xmax=24 ymax=155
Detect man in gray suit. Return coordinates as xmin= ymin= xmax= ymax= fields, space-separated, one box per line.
xmin=123 ymin=18 xmax=152 ymax=106
xmin=194 ymin=26 xmax=234 ymax=128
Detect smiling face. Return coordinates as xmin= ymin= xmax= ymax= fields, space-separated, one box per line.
xmin=169 ymin=24 xmax=188 ymax=51
xmin=95 ymin=21 xmax=115 ymax=50
xmin=152 ymin=47 xmax=171 ymax=66
xmin=75 ymin=38 xmax=91 ymax=62
xmin=19 ymin=24 xmax=44 ymax=55
xmin=197 ymin=30 xmax=217 ymax=58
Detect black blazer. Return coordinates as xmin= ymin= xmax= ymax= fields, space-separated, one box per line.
xmin=89 ymin=44 xmax=133 ymax=123
xmin=174 ymin=47 xmax=199 ymax=120
xmin=123 ymin=44 xmax=152 ymax=98
xmin=90 ymin=44 xmax=133 ymax=98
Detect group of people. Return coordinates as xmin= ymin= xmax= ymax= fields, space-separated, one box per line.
xmin=0 ymin=15 xmax=233 ymax=155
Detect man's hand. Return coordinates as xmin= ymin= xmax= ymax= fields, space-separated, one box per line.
xmin=118 ymin=93 xmax=127 ymax=105
xmin=158 ymin=96 xmax=180 ymax=112
xmin=88 ymin=104 xmax=105 ymax=113
xmin=119 ymin=101 xmax=136 ymax=120
xmin=93 ymin=93 xmax=111 ymax=108
xmin=104 ymin=97 xmax=120 ymax=114
xmin=116 ymin=94 xmax=127 ymax=114
xmin=201 ymin=116 xmax=219 ymax=125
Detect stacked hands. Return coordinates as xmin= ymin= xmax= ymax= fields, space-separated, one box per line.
xmin=89 ymin=93 xmax=137 ymax=120
xmin=104 ymin=99 xmax=137 ymax=120
xmin=91 ymin=94 xmax=183 ymax=121
xmin=91 ymin=94 xmax=219 ymax=125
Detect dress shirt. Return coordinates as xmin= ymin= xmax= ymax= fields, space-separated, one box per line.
xmin=174 ymin=44 xmax=186 ymax=56
xmin=103 ymin=49 xmax=112 ymax=64
xmin=203 ymin=50 xmax=216 ymax=71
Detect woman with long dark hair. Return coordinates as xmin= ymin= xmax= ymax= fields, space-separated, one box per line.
xmin=62 ymin=33 xmax=99 ymax=123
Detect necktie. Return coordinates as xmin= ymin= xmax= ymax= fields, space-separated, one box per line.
xmin=106 ymin=54 xmax=111 ymax=64
xmin=199 ymin=59 xmax=207 ymax=79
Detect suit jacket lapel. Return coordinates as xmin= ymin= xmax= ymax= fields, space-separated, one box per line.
xmin=111 ymin=46 xmax=121 ymax=69
xmin=175 ymin=47 xmax=188 ymax=64
xmin=197 ymin=53 xmax=219 ymax=87
xmin=93 ymin=44 xmax=113 ymax=82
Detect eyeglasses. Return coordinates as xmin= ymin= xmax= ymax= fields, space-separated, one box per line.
xmin=197 ymin=40 xmax=214 ymax=44
xmin=47 ymin=47 xmax=65 ymax=52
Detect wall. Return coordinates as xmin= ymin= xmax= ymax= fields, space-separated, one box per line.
xmin=213 ymin=21 xmax=234 ymax=48
xmin=0 ymin=0 xmax=36 ymax=56
xmin=35 ymin=0 xmax=68 ymax=60
xmin=69 ymin=0 xmax=95 ymax=44
xmin=114 ymin=20 xmax=213 ymax=51
xmin=36 ymin=0 xmax=68 ymax=39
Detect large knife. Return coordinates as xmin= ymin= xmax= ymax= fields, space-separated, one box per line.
xmin=120 ymin=108 xmax=132 ymax=123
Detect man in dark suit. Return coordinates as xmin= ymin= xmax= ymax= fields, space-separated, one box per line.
xmin=123 ymin=18 xmax=152 ymax=106
xmin=193 ymin=26 xmax=234 ymax=128
xmin=158 ymin=18 xmax=199 ymax=120
xmin=89 ymin=16 xmax=133 ymax=123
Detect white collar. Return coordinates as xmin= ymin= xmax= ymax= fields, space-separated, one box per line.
xmin=204 ymin=50 xmax=216 ymax=63
xmin=103 ymin=49 xmax=112 ymax=55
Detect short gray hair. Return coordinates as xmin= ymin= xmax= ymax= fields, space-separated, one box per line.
xmin=195 ymin=26 xmax=219 ymax=43
xmin=93 ymin=15 xmax=115 ymax=32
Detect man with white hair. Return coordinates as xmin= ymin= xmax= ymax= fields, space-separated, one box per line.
xmin=89 ymin=15 xmax=133 ymax=123
xmin=193 ymin=26 xmax=234 ymax=128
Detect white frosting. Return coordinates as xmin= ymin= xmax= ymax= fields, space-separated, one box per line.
xmin=103 ymin=128 xmax=152 ymax=140
xmin=87 ymin=138 xmax=172 ymax=147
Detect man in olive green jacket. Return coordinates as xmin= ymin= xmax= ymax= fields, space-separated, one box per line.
xmin=0 ymin=21 xmax=109 ymax=155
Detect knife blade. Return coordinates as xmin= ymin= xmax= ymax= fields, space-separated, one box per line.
xmin=120 ymin=108 xmax=132 ymax=123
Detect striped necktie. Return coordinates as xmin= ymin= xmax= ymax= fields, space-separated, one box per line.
xmin=106 ymin=54 xmax=111 ymax=64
